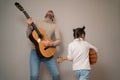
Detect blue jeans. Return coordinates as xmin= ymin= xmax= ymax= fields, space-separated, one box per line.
xmin=74 ymin=70 xmax=90 ymax=80
xmin=30 ymin=49 xmax=60 ymax=80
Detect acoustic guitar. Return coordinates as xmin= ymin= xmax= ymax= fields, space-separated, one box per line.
xmin=15 ymin=2 xmax=56 ymax=58
xmin=57 ymin=49 xmax=97 ymax=65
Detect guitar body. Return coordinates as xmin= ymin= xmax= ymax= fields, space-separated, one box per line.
xmin=30 ymin=27 xmax=56 ymax=58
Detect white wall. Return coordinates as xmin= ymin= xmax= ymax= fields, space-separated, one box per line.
xmin=0 ymin=0 xmax=120 ymax=80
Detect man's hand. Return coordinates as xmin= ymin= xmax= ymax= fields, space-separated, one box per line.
xmin=27 ymin=18 xmax=33 ymax=25
xmin=27 ymin=18 xmax=33 ymax=29
xmin=42 ymin=40 xmax=53 ymax=47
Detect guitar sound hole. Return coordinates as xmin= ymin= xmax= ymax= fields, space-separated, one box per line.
xmin=44 ymin=46 xmax=55 ymax=50
xmin=44 ymin=47 xmax=49 ymax=50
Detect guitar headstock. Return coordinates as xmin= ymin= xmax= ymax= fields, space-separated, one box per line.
xmin=15 ymin=2 xmax=24 ymax=12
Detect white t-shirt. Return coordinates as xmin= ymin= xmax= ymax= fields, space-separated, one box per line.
xmin=67 ymin=38 xmax=98 ymax=70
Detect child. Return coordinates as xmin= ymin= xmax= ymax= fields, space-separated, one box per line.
xmin=57 ymin=26 xmax=98 ymax=80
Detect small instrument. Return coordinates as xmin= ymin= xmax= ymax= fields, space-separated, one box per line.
xmin=89 ymin=48 xmax=97 ymax=65
xmin=15 ymin=2 xmax=56 ymax=58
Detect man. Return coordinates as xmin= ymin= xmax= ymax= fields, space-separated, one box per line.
xmin=26 ymin=10 xmax=61 ymax=80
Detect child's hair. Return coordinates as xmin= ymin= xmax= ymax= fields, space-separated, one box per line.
xmin=73 ymin=26 xmax=86 ymax=38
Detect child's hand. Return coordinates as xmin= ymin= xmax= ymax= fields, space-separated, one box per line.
xmin=57 ymin=57 xmax=68 ymax=63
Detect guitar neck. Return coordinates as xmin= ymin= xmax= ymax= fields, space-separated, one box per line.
xmin=23 ymin=11 xmax=43 ymax=39
xmin=15 ymin=2 xmax=43 ymax=39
